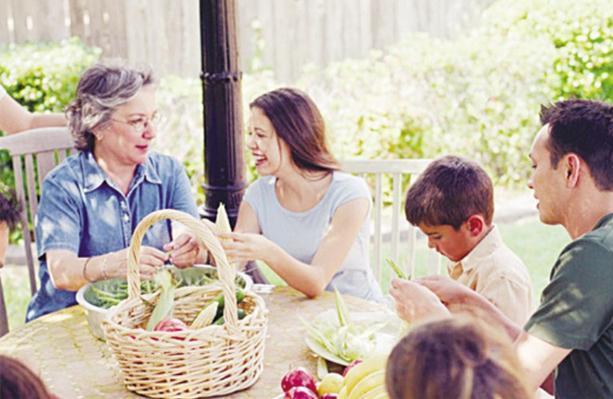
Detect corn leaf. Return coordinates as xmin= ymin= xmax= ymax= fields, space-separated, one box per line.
xmin=300 ymin=317 xmax=338 ymax=354
xmin=335 ymin=289 xmax=351 ymax=327
xmin=146 ymin=269 xmax=176 ymax=330
xmin=386 ymin=258 xmax=408 ymax=279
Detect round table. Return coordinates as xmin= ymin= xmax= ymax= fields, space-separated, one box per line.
xmin=0 ymin=287 xmax=385 ymax=398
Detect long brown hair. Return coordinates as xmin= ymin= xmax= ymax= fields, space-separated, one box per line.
xmin=0 ymin=355 xmax=56 ymax=399
xmin=386 ymin=315 xmax=531 ymax=399
xmin=250 ymin=87 xmax=339 ymax=174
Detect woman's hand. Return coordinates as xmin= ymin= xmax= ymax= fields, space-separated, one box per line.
xmin=109 ymin=246 xmax=168 ymax=279
xmin=218 ymin=232 xmax=275 ymax=265
xmin=164 ymin=233 xmax=200 ymax=268
xmin=389 ymin=278 xmax=450 ymax=323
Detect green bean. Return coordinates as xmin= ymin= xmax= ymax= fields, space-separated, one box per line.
xmin=386 ymin=258 xmax=409 ymax=279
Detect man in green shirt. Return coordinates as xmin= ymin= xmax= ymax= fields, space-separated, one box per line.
xmin=390 ymin=99 xmax=613 ymax=398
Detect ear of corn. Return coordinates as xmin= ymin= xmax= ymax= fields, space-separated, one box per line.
xmin=216 ymin=203 xmax=232 ymax=236
xmin=146 ymin=269 xmax=176 ymax=330
xmin=190 ymin=301 xmax=219 ymax=329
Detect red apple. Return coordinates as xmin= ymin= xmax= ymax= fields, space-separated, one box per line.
xmin=342 ymin=359 xmax=363 ymax=377
xmin=320 ymin=394 xmax=338 ymax=399
xmin=153 ymin=318 xmax=188 ymax=332
xmin=281 ymin=367 xmax=317 ymax=393
xmin=284 ymin=386 xmax=319 ymax=399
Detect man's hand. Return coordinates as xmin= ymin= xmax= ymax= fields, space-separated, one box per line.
xmin=389 ymin=278 xmax=450 ymax=323
xmin=416 ymin=275 xmax=477 ymax=306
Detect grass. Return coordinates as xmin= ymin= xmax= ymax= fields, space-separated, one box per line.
xmin=498 ymin=217 xmax=570 ymax=297
xmin=1 ymin=215 xmax=570 ymax=331
xmin=0 ymin=265 xmax=31 ymax=331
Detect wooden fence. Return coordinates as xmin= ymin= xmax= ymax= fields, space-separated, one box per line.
xmin=0 ymin=0 xmax=493 ymax=82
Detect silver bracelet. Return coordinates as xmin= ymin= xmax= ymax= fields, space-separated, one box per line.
xmin=82 ymin=257 xmax=95 ymax=283
xmin=101 ymin=254 xmax=110 ymax=280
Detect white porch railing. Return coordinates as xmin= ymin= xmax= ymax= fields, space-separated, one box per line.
xmin=341 ymin=159 xmax=441 ymax=286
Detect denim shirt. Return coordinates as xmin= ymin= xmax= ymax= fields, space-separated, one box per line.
xmin=26 ymin=151 xmax=198 ymax=321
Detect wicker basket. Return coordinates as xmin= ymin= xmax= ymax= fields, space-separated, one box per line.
xmin=101 ymin=209 xmax=268 ymax=398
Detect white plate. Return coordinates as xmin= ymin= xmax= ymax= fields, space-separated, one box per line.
xmin=303 ymin=308 xmax=406 ymax=365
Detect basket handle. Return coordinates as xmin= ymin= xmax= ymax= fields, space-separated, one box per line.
xmin=127 ymin=209 xmax=239 ymax=330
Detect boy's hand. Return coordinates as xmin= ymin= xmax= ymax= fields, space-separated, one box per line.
xmin=416 ymin=275 xmax=476 ymax=306
xmin=390 ymin=278 xmax=449 ymax=323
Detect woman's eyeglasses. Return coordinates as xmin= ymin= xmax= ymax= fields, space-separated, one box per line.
xmin=109 ymin=113 xmax=162 ymax=134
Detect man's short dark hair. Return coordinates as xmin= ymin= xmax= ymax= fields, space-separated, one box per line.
xmin=540 ymin=99 xmax=613 ymax=191
xmin=0 ymin=190 xmax=21 ymax=229
xmin=405 ymin=155 xmax=494 ymax=230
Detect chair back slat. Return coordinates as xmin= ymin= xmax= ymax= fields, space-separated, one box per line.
xmin=0 ymin=128 xmax=75 ymax=325
xmin=408 ymin=225 xmax=418 ymax=279
xmin=57 ymin=148 xmax=69 ymax=163
xmin=10 ymin=155 xmax=38 ymax=295
xmin=373 ymin=174 xmax=383 ymax=282
xmin=341 ymin=159 xmax=437 ymax=290
xmin=0 ymin=128 xmax=74 ymax=155
xmin=36 ymin=151 xmax=58 ymax=187
xmin=390 ymin=173 xmax=402 ymax=266
xmin=24 ymin=155 xmax=39 ymax=226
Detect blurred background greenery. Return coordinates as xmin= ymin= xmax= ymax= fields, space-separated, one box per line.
xmin=2 ymin=0 xmax=611 ymax=200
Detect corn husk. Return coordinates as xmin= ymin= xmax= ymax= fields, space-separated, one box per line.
xmin=190 ymin=301 xmax=219 ymax=329
xmin=216 ymin=203 xmax=232 ymax=236
xmin=145 ymin=269 xmax=175 ymax=330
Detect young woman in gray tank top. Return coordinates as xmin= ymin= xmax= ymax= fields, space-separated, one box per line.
xmin=218 ymin=88 xmax=382 ymax=302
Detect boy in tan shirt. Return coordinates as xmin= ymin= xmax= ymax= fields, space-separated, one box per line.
xmin=404 ymin=155 xmax=533 ymax=325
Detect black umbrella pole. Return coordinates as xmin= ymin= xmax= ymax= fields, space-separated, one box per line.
xmin=199 ymin=0 xmax=247 ymax=226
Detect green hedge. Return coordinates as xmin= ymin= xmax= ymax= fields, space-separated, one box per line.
xmin=0 ymin=38 xmax=100 ymax=113
xmin=1 ymin=0 xmax=611 ymax=209
xmin=156 ymin=0 xmax=611 ymax=201
xmin=299 ymin=0 xmax=612 ymax=187
xmin=0 ymin=38 xmax=100 ymax=190
xmin=484 ymin=0 xmax=612 ymax=101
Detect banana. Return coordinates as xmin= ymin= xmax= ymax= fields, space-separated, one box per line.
xmin=342 ymin=353 xmax=388 ymax=395
xmin=337 ymin=385 xmax=348 ymax=399
xmin=347 ymin=369 xmax=385 ymax=399
xmin=362 ymin=383 xmax=389 ymax=399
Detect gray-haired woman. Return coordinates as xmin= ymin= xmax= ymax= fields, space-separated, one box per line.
xmin=26 ymin=63 xmax=204 ymax=321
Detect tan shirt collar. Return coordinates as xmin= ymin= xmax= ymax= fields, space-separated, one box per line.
xmin=448 ymin=225 xmax=501 ymax=274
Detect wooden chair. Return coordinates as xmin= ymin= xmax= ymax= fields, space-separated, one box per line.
xmin=0 ymin=127 xmax=75 ymax=335
xmin=341 ymin=159 xmax=441 ymax=288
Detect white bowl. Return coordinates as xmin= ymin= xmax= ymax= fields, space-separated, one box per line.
xmin=76 ymin=285 xmax=112 ymax=340
xmin=76 ymin=265 xmax=253 ymax=340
